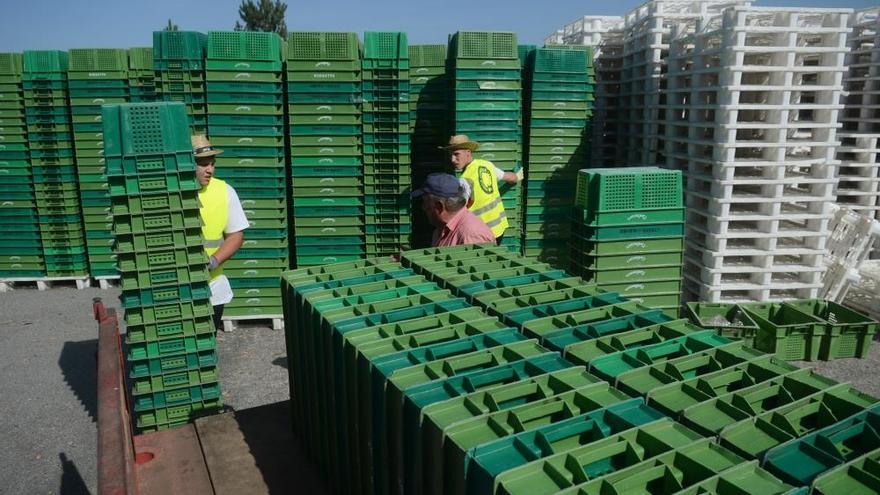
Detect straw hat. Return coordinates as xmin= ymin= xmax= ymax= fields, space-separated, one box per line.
xmin=191 ymin=134 xmax=223 ymax=158
xmin=439 ymin=134 xmax=480 ymax=151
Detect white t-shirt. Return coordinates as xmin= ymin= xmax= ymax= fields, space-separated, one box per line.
xmin=209 ymin=183 xmax=249 ymax=306
xmin=459 ymin=165 xmax=507 ymax=201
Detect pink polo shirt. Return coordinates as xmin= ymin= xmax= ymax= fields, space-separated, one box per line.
xmin=432 ymin=207 xmax=497 ymax=247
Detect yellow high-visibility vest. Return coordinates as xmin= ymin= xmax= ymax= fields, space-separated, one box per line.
xmin=460 ymin=159 xmax=508 ymax=238
xmin=198 ymin=177 xmax=229 ymax=281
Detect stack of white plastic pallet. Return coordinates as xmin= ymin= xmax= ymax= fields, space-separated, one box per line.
xmin=544 ymin=31 xmax=564 ymax=46
xmin=664 ymin=6 xmax=851 ymax=303
xmin=837 ymin=9 xmax=880 ymax=221
xmin=582 ymin=17 xmax=626 ymax=168
xmin=618 ymin=0 xmax=749 ymax=168
xmin=559 ymin=16 xmax=625 ymax=46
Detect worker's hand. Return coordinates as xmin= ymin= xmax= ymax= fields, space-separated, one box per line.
xmin=515 ymin=168 xmax=525 ymax=183
xmin=207 ymin=255 xmax=220 ymax=271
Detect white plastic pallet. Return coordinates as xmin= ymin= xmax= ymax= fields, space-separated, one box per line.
xmin=683 ymin=272 xmax=822 ymax=303
xmin=686 ymin=242 xmax=825 ymax=271
xmin=684 ymin=256 xmax=824 ymax=287
xmin=221 ymin=314 xmax=284 ymax=333
xmin=687 ymin=225 xmax=828 ymax=253
xmin=0 ymin=276 xmax=91 ymax=293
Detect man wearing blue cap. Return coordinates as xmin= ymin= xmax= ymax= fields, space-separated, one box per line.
xmin=412 ymin=173 xmax=496 ymax=247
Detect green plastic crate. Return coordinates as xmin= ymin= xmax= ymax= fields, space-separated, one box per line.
xmin=785 ymin=299 xmax=879 ymax=360
xmin=685 ymin=302 xmax=761 ymax=346
xmin=575 ymin=166 xmax=683 ymax=210
xmin=102 ymin=102 xmax=192 ymax=157
xmin=645 ymin=354 xmax=799 ymax=418
xmin=152 ymin=31 xmax=207 ymax=64
xmin=434 ymin=381 xmax=630 ymax=495
xmin=719 ymin=384 xmax=879 ymax=461
xmin=409 ymin=44 xmax=447 ymax=67
xmin=491 ymin=418 xmax=702 ymax=495
xmin=22 ymin=50 xmax=69 ymax=74
xmin=809 ymin=447 xmax=880 ymax=493
xmin=68 ymin=48 xmax=128 ymax=72
xmin=742 ymin=303 xmax=827 ymax=361
xmin=128 ymin=47 xmax=153 ymax=71
xmin=363 ymin=32 xmax=408 ymax=60
xmin=452 ymin=31 xmax=518 ymax=60
xmin=762 ymin=404 xmax=880 ymax=486
xmin=287 ymin=32 xmax=360 ymax=61
xmin=679 ymin=370 xmax=843 ymax=437
xmin=207 ymin=30 xmax=281 ymax=62
xmin=0 ymin=53 xmax=23 ymax=75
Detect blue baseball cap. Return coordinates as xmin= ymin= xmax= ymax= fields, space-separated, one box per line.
xmin=411 ymin=173 xmax=462 ymax=199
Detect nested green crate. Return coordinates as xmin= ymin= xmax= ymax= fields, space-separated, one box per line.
xmin=363 ymin=31 xmax=408 ymax=60
xmin=430 ymin=381 xmax=631 ymax=495
xmin=490 ymin=417 xmax=701 ymax=495
xmin=68 ymin=48 xmax=128 ymax=72
xmin=131 ymin=366 xmax=218 ymax=396
xmin=679 ymin=369 xmax=843 ymax=437
xmin=554 ymin=438 xmax=745 ymax=494
xmin=719 ymin=384 xmax=879 ymax=461
xmin=128 ymin=347 xmax=217 ymax=379
xmin=743 ymin=303 xmax=827 ymax=361
xmin=685 ymin=302 xmax=761 ymax=346
xmin=654 ymin=460 xmax=799 ymax=495
xmin=809 ymin=447 xmax=880 ymax=493
xmin=126 ymin=331 xmax=216 ymax=362
xmin=539 ymin=309 xmax=676 ymax=352
xmin=644 ymin=354 xmax=798 ymax=418
xmin=463 ymin=398 xmax=664 ymax=495
xmin=561 ymin=319 xmax=698 ymax=366
xmin=135 ymin=397 xmax=221 ymax=432
xmin=762 ymin=404 xmax=880 ymax=487
xmin=132 ymin=381 xmax=221 ymax=413
xmin=415 ymin=366 xmax=605 ymax=492
xmin=587 ymin=330 xmax=732 ymax=382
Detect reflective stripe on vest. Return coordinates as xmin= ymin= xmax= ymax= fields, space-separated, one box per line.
xmin=461 ymin=159 xmax=509 ymax=238
xmin=198 ymin=177 xmax=229 ymax=281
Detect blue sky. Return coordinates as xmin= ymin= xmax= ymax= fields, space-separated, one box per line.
xmin=0 ymin=0 xmax=875 ymax=51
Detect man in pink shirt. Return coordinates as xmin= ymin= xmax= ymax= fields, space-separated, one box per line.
xmin=413 ymin=173 xmax=497 ymax=247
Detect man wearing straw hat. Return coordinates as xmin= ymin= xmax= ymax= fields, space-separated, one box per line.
xmin=442 ymin=134 xmax=523 ymax=245
xmin=192 ymin=135 xmax=249 ymax=331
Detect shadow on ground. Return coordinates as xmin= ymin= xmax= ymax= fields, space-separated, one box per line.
xmin=59 ymin=339 xmax=99 ymax=422
xmin=59 ymin=452 xmax=90 ymax=494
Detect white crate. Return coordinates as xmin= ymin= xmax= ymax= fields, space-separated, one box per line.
xmin=821 ymin=260 xmax=862 ymax=301
xmin=843 ymin=260 xmax=880 ymax=319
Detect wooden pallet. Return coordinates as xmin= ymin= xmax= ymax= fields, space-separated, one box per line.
xmin=221 ymin=315 xmax=284 ymax=333
xmin=0 ymin=276 xmax=91 ymax=293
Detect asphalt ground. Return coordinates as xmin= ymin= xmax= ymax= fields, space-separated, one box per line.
xmin=0 ymin=284 xmax=878 ymax=494
xmin=0 ymin=284 xmax=288 ymax=494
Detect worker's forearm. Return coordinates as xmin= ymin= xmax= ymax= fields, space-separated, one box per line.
xmin=212 ymin=231 xmax=244 ymax=265
xmin=502 ymin=171 xmax=519 ymax=184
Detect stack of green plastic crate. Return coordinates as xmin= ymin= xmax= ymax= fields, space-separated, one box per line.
xmin=450 ymin=31 xmax=523 ymax=253
xmin=205 ymin=30 xmax=286 ymax=319
xmin=153 ymin=31 xmax=207 ymax=134
xmin=68 ymin=48 xmax=130 ymax=279
xmin=409 ymin=44 xmax=450 ymax=248
xmin=362 ymin=32 xmax=411 ymax=257
xmin=0 ymin=53 xmax=44 ymax=278
xmin=569 ymin=167 xmax=685 ymax=317
xmin=104 ymin=102 xmax=220 ymax=432
xmin=23 ymin=50 xmax=88 ymax=278
xmin=523 ymin=47 xmax=594 ymax=268
xmin=128 ymin=47 xmax=156 ymax=103
xmin=286 ymin=31 xmax=365 ymax=268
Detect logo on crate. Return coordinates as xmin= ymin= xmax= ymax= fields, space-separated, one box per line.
xmin=478 ymin=166 xmax=495 ymax=195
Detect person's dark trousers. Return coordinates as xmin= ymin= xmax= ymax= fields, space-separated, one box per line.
xmin=495 ymin=234 xmax=504 ymax=246
xmin=212 ymin=304 xmax=225 ymax=331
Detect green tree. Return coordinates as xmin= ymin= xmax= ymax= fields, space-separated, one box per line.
xmin=164 ymin=19 xmax=179 ymax=31
xmin=236 ymin=0 xmax=287 ymax=38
